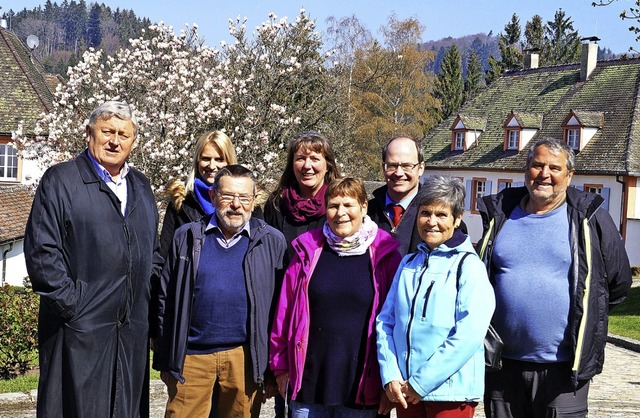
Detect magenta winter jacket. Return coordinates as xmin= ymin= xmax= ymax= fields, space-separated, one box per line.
xmin=269 ymin=227 xmax=401 ymax=405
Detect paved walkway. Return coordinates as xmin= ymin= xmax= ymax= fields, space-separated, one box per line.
xmin=1 ymin=342 xmax=639 ymax=417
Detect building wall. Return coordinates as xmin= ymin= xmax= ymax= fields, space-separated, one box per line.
xmin=422 ymin=170 xmax=637 ymax=265
xmin=1 ymin=239 xmax=28 ymax=287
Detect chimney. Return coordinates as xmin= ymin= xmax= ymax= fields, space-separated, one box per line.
xmin=524 ymin=48 xmax=540 ymax=69
xmin=580 ymin=36 xmax=599 ymax=81
xmin=0 ymin=19 xmax=7 ymax=30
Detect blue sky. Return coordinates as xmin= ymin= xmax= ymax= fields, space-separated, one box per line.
xmin=2 ymin=0 xmax=638 ymax=53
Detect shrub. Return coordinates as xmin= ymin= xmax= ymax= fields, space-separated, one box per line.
xmin=0 ymin=283 xmax=39 ymax=379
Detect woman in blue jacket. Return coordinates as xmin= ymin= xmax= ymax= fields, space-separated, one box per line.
xmin=376 ymin=175 xmax=495 ymax=418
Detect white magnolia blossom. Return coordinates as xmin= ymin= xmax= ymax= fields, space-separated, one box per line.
xmin=14 ymin=10 xmax=341 ymax=194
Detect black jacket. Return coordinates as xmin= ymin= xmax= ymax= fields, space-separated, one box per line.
xmin=25 ymin=151 xmax=161 ymax=417
xmin=159 ymin=190 xmax=206 ymax=259
xmin=263 ymin=198 xmax=325 ymax=265
xmin=152 ymin=216 xmax=286 ymax=385
xmin=477 ymin=186 xmax=632 ymax=384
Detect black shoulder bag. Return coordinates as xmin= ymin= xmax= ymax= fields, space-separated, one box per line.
xmin=455 ymin=253 xmax=503 ymax=372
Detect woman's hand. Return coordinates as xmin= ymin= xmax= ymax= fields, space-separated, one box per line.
xmin=377 ymin=389 xmax=395 ymax=414
xmin=401 ymin=382 xmax=421 ymax=405
xmin=384 ymin=380 xmax=408 ymax=409
xmin=276 ymin=373 xmax=289 ymax=399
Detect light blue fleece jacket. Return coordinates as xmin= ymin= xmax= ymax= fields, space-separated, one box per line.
xmin=376 ymin=234 xmax=495 ymax=402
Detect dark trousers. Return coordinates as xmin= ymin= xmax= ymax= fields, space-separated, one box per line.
xmin=484 ymin=358 xmax=589 ymax=418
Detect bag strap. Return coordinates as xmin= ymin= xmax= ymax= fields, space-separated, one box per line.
xmin=455 ymin=252 xmax=472 ymax=292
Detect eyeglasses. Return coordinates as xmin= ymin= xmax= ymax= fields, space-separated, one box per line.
xmin=217 ymin=192 xmax=255 ymax=205
xmin=383 ymin=162 xmax=421 ymax=173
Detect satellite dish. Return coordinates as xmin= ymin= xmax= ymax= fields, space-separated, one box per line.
xmin=26 ymin=34 xmax=39 ymax=50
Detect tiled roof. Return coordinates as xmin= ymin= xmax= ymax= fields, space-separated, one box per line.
xmin=510 ymin=112 xmax=543 ymax=129
xmin=423 ymin=58 xmax=640 ymax=175
xmin=457 ymin=114 xmax=487 ymax=131
xmin=570 ymin=110 xmax=604 ymax=128
xmin=0 ymin=185 xmax=34 ymax=243
xmin=0 ymin=28 xmax=54 ymax=136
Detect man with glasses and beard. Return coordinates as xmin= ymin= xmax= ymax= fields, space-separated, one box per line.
xmin=152 ymin=165 xmax=286 ymax=418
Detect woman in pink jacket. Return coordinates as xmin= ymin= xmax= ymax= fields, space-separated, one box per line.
xmin=270 ymin=177 xmax=402 ymax=418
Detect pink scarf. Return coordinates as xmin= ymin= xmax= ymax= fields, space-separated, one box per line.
xmin=280 ymin=183 xmax=327 ymax=224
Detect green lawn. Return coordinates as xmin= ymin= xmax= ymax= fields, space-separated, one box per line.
xmin=609 ymin=285 xmax=640 ymax=341
xmin=0 ymin=354 xmax=160 ymax=394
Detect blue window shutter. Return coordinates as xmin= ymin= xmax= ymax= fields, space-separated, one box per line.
xmin=573 ymin=185 xmax=583 ymax=191
xmin=514 ymin=181 xmax=524 ymax=187
xmin=601 ymin=187 xmax=610 ymax=211
xmin=485 ymin=181 xmax=493 ymax=196
xmin=465 ymin=180 xmax=472 ymax=210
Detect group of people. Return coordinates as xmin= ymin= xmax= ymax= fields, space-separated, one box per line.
xmin=24 ymin=100 xmax=631 ymax=418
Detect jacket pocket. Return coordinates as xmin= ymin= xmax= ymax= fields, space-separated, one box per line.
xmin=421 ymin=280 xmax=435 ymax=317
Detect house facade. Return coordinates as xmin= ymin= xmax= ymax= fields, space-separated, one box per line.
xmin=422 ymin=39 xmax=640 ymax=265
xmin=0 ymin=23 xmax=55 ymax=285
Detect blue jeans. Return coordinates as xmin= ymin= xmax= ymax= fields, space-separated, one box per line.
xmin=290 ymin=401 xmax=377 ymax=418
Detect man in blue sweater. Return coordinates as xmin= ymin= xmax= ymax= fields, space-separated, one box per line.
xmin=477 ymin=138 xmax=631 ymax=418
xmin=153 ymin=165 xmax=286 ymax=418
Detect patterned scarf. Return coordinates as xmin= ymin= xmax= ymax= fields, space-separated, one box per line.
xmin=323 ymin=215 xmax=378 ymax=256
xmin=280 ymin=183 xmax=327 ymax=224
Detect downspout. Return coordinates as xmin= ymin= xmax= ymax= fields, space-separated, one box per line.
xmin=2 ymin=239 xmax=16 ymax=286
xmin=616 ymin=175 xmax=627 ymax=239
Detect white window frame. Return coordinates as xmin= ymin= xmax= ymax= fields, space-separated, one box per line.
xmin=566 ymin=128 xmax=580 ymax=149
xmin=0 ymin=143 xmax=18 ymax=181
xmin=455 ymin=131 xmax=465 ymax=150
xmin=473 ymin=179 xmax=486 ymax=212
xmin=507 ymin=130 xmax=519 ymax=150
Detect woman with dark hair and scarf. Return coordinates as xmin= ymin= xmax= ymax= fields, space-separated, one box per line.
xmin=264 ymin=131 xmax=342 ymax=417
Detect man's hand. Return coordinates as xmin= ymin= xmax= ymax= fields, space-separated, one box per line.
xmin=263 ymin=374 xmax=278 ymax=401
xmin=276 ymin=373 xmax=289 ymax=399
xmin=160 ymin=371 xmax=172 ymax=387
xmin=384 ymin=380 xmax=408 ymax=409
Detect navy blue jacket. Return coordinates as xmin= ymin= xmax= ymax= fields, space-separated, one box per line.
xmin=25 ymin=151 xmax=161 ymax=418
xmin=152 ymin=215 xmax=286 ymax=385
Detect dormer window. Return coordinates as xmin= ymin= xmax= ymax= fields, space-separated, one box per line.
xmin=562 ymin=110 xmax=603 ymax=151
xmin=502 ymin=111 xmax=542 ymax=151
xmin=507 ymin=129 xmax=520 ymax=150
xmin=450 ymin=114 xmax=486 ymax=152
xmin=566 ymin=128 xmax=580 ymax=150
xmin=454 ymin=132 xmax=465 ymax=150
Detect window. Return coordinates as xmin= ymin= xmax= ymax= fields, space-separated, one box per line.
xmin=498 ymin=179 xmax=512 ymax=192
xmin=584 ymin=184 xmax=602 ymax=194
xmin=0 ymin=143 xmax=18 ymax=180
xmin=472 ymin=178 xmax=486 ymax=212
xmin=454 ymin=132 xmax=464 ymax=150
xmin=566 ymin=129 xmax=580 ymax=149
xmin=507 ymin=130 xmax=519 ymax=149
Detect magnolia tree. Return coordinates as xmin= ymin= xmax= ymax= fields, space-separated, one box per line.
xmin=13 ymin=9 xmax=343 ymax=192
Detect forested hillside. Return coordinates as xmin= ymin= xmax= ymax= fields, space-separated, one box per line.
xmin=2 ymin=0 xmax=149 ymax=75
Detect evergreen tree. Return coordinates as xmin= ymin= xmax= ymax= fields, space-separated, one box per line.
xmin=543 ymin=9 xmax=581 ymax=65
xmin=498 ymin=13 xmax=523 ymax=71
xmin=524 ymin=15 xmax=544 ymax=50
xmin=464 ymin=51 xmax=484 ymax=101
xmin=87 ymin=3 xmax=102 ymax=48
xmin=437 ymin=44 xmax=464 ymax=120
xmin=485 ymin=55 xmax=502 ymax=86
